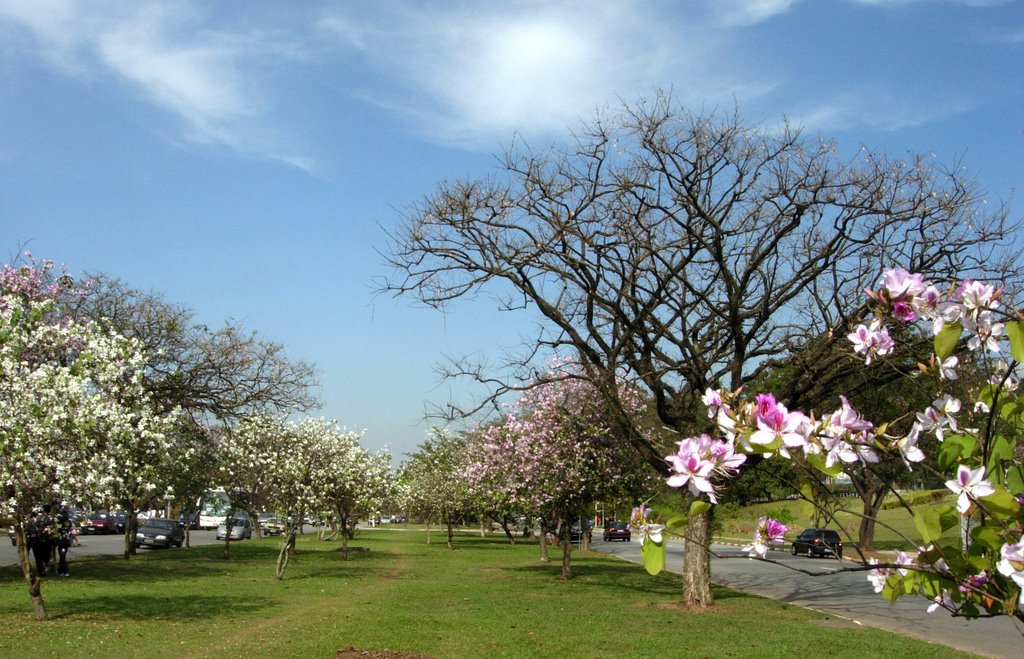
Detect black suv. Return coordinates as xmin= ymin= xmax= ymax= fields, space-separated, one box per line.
xmin=791 ymin=528 xmax=843 ymax=558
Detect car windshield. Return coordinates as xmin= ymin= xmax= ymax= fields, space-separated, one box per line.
xmin=144 ymin=519 xmax=176 ymax=531
xmin=89 ymin=514 xmax=108 ymax=521
xmin=611 ymin=522 xmax=628 ymax=529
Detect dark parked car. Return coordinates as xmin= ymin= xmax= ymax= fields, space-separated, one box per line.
xmin=82 ymin=513 xmax=118 ymax=535
xmin=112 ymin=512 xmax=128 ymax=533
xmin=603 ymin=521 xmax=631 ymax=542
xmin=135 ymin=518 xmax=185 ymax=548
xmin=791 ymin=528 xmax=843 ymax=558
xmin=569 ymin=523 xmax=591 ymax=543
xmin=178 ymin=510 xmax=200 ymax=529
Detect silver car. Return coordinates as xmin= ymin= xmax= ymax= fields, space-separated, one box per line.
xmin=215 ymin=515 xmax=253 ymax=541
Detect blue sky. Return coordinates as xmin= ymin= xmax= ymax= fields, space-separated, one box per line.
xmin=2 ymin=0 xmax=1022 ymax=461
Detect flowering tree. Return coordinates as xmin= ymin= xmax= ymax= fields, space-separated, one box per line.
xmin=464 ymin=359 xmax=654 ymax=579
xmin=399 ymin=428 xmax=473 ymax=550
xmin=318 ymin=424 xmax=394 ymax=559
xmin=638 ymin=268 xmax=1024 ymax=622
xmin=215 ymin=414 xmax=291 ymax=558
xmin=0 ymin=258 xmax=174 ymax=619
xmin=262 ymin=417 xmax=338 ymax=578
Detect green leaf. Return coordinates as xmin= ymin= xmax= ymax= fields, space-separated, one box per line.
xmin=937 ymin=434 xmax=978 ymax=471
xmin=882 ymin=576 xmax=900 ymax=602
xmin=641 ymin=538 xmax=665 ymax=576
xmin=970 ymin=524 xmax=1004 ymax=551
xmin=914 ymin=509 xmax=941 ymax=545
xmin=936 ymin=505 xmax=960 ymax=534
xmin=665 ymin=514 xmax=689 ymax=533
xmin=934 ymin=322 xmax=963 ymax=360
xmin=1006 ymin=320 xmax=1024 ymax=362
xmin=1006 ymin=465 xmax=1024 ymax=495
xmin=689 ymin=500 xmax=712 ymax=518
xmin=919 ymin=573 xmax=943 ymax=600
xmin=979 ymin=487 xmax=1021 ymax=518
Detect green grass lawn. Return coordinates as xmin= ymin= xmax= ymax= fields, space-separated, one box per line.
xmin=0 ymin=530 xmax=974 ymax=658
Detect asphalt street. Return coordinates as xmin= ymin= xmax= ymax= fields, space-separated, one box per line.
xmin=1 ymin=529 xmax=222 ymax=566
xmin=592 ymin=537 xmax=1023 ymax=659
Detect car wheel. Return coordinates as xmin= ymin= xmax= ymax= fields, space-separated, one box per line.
xmin=806 ymin=547 xmax=813 ymax=557
xmin=135 ymin=543 xmax=141 ymax=549
xmin=791 ymin=545 xmax=797 ymax=555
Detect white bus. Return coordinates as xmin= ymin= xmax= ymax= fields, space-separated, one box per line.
xmin=198 ymin=489 xmax=232 ymax=530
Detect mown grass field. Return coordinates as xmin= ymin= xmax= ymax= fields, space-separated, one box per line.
xmin=0 ymin=529 xmax=975 ymax=658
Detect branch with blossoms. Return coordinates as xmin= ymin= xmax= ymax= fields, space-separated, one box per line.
xmin=639 ymin=267 xmax=1024 ymax=622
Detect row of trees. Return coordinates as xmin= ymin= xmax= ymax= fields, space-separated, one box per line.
xmin=396 ymin=358 xmax=656 ymax=579
xmin=0 ymin=256 xmax=393 ymax=618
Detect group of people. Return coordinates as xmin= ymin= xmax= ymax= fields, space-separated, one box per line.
xmin=26 ymin=505 xmax=75 ymax=577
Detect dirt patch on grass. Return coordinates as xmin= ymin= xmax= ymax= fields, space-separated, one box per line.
xmin=337 ymin=646 xmax=428 ymax=658
xmin=649 ymin=600 xmax=716 ymax=613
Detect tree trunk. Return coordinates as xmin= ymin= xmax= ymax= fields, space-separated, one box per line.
xmin=445 ymin=517 xmax=454 ymax=550
xmin=857 ymin=486 xmax=887 ymax=552
xmin=496 ymin=514 xmax=515 ymax=545
xmin=339 ymin=512 xmax=351 ymax=560
xmin=122 ymin=504 xmax=138 ymax=560
xmin=14 ymin=522 xmax=47 ymax=620
xmin=560 ymin=523 xmax=572 ymax=580
xmin=538 ymin=520 xmax=549 ymax=562
xmin=681 ymin=510 xmax=713 ymax=607
xmin=275 ymin=528 xmax=295 ymax=580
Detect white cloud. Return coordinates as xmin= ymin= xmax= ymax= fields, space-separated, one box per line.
xmin=786 ymin=87 xmax=974 ymax=135
xmin=0 ymin=0 xmax=315 ymax=171
xmin=712 ymin=0 xmax=804 ymax=26
xmin=318 ymin=2 xmax=770 ymax=147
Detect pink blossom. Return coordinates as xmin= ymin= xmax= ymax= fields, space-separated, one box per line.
xmin=848 ymin=320 xmax=894 ymax=365
xmin=701 ymin=388 xmax=724 ymax=417
xmin=743 ymin=516 xmax=787 ymax=559
xmin=880 ymin=268 xmax=927 ymax=301
xmin=665 ymin=434 xmax=745 ymax=503
xmin=749 ymin=400 xmax=812 ymax=455
xmin=893 ymin=425 xmax=926 ymax=469
xmin=996 ymin=539 xmax=1024 ymax=604
xmin=945 ymin=465 xmax=995 ymax=514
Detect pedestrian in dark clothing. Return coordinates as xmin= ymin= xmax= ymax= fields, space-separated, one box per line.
xmin=55 ymin=510 xmax=72 ymax=576
xmin=29 ymin=507 xmax=54 ymax=577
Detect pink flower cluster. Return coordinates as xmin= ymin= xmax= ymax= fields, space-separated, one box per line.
xmin=665 ymin=433 xmax=745 ymax=503
xmin=742 ymin=516 xmax=788 ymax=559
xmin=706 ymin=389 xmax=881 ymax=468
xmin=852 ymin=268 xmax=1006 ymax=370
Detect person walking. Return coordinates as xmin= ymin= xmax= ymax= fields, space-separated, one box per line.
xmin=29 ymin=506 xmax=54 ymax=577
xmin=55 ymin=509 xmax=72 ymax=576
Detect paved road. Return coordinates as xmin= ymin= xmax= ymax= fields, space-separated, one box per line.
xmin=1 ymin=529 xmax=222 ymax=566
xmin=592 ymin=537 xmax=1023 ymax=659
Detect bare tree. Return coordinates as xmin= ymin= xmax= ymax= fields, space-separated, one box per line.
xmin=381 ymin=93 xmax=1016 ymax=606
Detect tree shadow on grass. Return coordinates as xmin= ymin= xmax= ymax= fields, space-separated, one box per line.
xmin=498 ymin=555 xmax=763 ymax=604
xmin=47 ymin=593 xmax=275 ymax=621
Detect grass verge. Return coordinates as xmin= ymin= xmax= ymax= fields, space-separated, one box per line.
xmin=0 ymin=530 xmax=974 ymax=658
